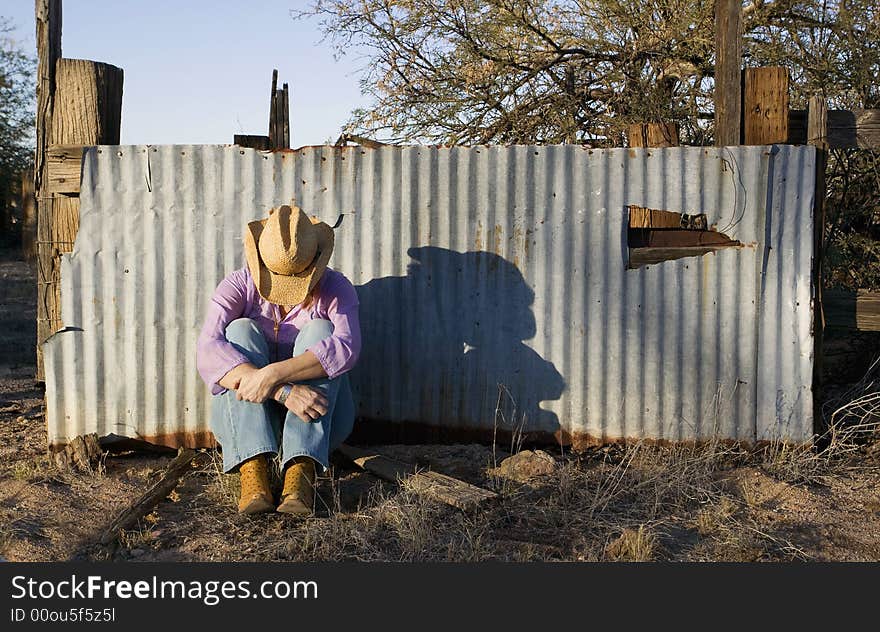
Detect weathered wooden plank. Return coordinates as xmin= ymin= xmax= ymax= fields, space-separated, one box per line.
xmin=404 ymin=471 xmax=498 ymax=511
xmin=744 ymin=67 xmax=789 ymax=145
xmin=53 ymin=432 xmax=103 ymax=472
xmin=274 ymin=89 xmax=285 ymax=148
xmin=97 ymin=448 xmax=197 ymax=547
xmin=282 ymin=82 xmax=290 ymax=149
xmin=337 ymin=444 xmax=497 ymax=510
xmin=336 ymin=133 xmax=387 ymax=149
xmin=233 ymin=134 xmax=271 ymax=150
xmin=809 ymin=96 xmax=828 ymax=432
xmin=52 ymin=59 xmax=123 ymax=146
xmin=20 ymin=169 xmax=36 ymax=261
xmin=38 ymin=59 xmax=123 ymax=374
xmin=714 ymin=0 xmax=742 ymax=146
xmin=630 ymin=229 xmax=737 ymax=248
xmin=629 ymin=205 xmax=689 ymax=229
xmin=627 ymin=122 xmax=679 ymax=148
xmin=629 ymin=244 xmax=742 ymax=268
xmin=45 ymin=144 xmax=84 ymax=194
xmin=789 ymin=108 xmax=880 ymax=149
xmin=824 ymin=290 xmax=880 ymax=332
xmin=268 ymin=69 xmax=278 ymax=148
xmin=34 ymin=0 xmax=61 ymax=196
xmin=35 ymin=0 xmax=62 ymax=380
xmin=338 ymin=443 xmax=411 ymax=480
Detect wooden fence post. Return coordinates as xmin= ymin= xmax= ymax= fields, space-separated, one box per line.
xmin=52 ymin=59 xmax=123 ymax=145
xmin=267 ymin=70 xmax=290 ymax=150
xmin=626 ymin=122 xmax=680 ymax=148
xmin=808 ymin=95 xmax=828 ymax=434
xmin=40 ymin=59 xmax=123 ymax=360
xmin=21 ymin=170 xmax=36 ymax=261
xmin=282 ymin=82 xmax=290 ymax=149
xmin=714 ymin=0 xmax=742 ymax=146
xmin=35 ymin=0 xmax=63 ymax=380
xmin=36 ymin=54 xmax=124 ymax=378
xmin=268 ymin=69 xmax=278 ymax=148
xmin=743 ymin=67 xmax=789 ymax=145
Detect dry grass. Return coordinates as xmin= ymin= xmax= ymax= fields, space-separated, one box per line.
xmin=5 ymin=362 xmax=880 ymax=562
xmin=606 ymin=526 xmax=658 ymax=561
xmin=179 ymin=431 xmax=823 ymax=562
xmin=3 ymin=429 xmax=878 ymax=562
xmin=8 ymin=454 xmax=54 ymax=482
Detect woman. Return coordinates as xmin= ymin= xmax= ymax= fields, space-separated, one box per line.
xmin=196 ymin=204 xmax=361 ymax=516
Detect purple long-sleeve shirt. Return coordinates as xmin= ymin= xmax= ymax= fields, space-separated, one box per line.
xmin=196 ymin=266 xmax=361 ymax=395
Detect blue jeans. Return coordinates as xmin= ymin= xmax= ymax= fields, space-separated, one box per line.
xmin=209 ymin=318 xmax=355 ymax=473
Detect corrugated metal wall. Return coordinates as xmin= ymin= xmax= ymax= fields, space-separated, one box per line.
xmin=45 ymin=144 xmax=816 ymax=449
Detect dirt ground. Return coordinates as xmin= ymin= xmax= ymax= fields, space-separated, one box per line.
xmin=1 ymin=249 xmax=880 ymax=562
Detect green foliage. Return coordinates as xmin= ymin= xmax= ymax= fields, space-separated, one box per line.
xmin=0 ymin=17 xmax=35 ymax=211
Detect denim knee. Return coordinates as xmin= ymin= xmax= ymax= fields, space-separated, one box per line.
xmin=293 ymin=318 xmax=334 ymax=356
xmin=225 ymin=318 xmax=269 ymax=365
xmin=225 ymin=318 xmax=263 ymax=345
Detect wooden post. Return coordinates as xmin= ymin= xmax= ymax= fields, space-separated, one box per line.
xmin=21 ymin=170 xmax=36 ymax=261
xmin=233 ymin=134 xmax=270 ymax=150
xmin=626 ymin=122 xmax=679 ymax=147
xmin=808 ymin=95 xmax=828 ymax=435
xmin=51 ymin=59 xmax=123 ymax=145
xmin=35 ymin=0 xmax=63 ymax=380
xmin=272 ymin=88 xmax=286 ymax=148
xmin=266 ymin=70 xmax=291 ymax=150
xmin=36 ymin=56 xmax=123 ymax=378
xmin=282 ymin=82 xmax=290 ymax=148
xmin=743 ymin=67 xmax=789 ymax=145
xmin=268 ymin=69 xmax=278 ymax=148
xmin=714 ymin=0 xmax=742 ymax=146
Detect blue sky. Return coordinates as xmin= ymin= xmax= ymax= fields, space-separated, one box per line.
xmin=4 ymin=0 xmax=370 ymax=145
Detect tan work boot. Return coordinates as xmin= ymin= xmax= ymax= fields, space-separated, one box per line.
xmin=277 ymin=456 xmax=316 ymax=516
xmin=238 ymin=455 xmax=274 ymax=515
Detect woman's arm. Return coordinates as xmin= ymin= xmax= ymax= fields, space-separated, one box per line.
xmin=196 ymin=269 xmax=253 ymax=395
xmin=235 ymin=357 xmax=329 ymax=419
xmin=235 ymin=273 xmax=361 ymax=406
xmin=233 ymin=352 xmax=324 ymax=403
xmin=217 ymin=362 xmax=260 ymax=391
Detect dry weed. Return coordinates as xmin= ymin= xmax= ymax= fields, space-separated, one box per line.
xmin=605 ymin=525 xmax=658 ymax=562
xmin=695 ymin=496 xmax=738 ymax=535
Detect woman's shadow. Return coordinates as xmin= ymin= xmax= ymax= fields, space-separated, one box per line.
xmin=350 ymin=246 xmax=564 ymax=444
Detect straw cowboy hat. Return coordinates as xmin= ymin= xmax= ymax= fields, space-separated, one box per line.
xmin=244 ymin=205 xmax=335 ymax=305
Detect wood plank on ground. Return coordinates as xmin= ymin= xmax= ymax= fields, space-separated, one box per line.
xmin=337 ymin=444 xmax=497 ymax=510
xmin=96 ymin=448 xmax=198 ymax=548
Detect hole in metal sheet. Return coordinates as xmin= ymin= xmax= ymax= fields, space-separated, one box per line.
xmin=626 ymin=205 xmax=742 ymax=269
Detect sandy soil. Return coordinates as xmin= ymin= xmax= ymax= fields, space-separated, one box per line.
xmin=1 ymin=249 xmax=879 ymax=562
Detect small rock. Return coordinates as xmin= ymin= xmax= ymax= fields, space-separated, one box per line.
xmin=130 ymin=548 xmax=146 ymax=558
xmin=490 ymin=450 xmax=557 ymax=482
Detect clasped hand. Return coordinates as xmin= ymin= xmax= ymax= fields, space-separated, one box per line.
xmin=234 ymin=365 xmax=329 ymax=421
xmin=234 ymin=365 xmax=278 ymax=403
